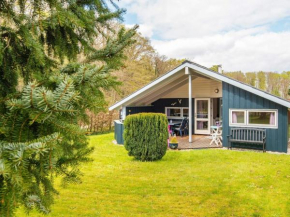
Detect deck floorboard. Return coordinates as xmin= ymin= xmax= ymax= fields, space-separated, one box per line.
xmin=176 ymin=135 xmax=222 ymax=150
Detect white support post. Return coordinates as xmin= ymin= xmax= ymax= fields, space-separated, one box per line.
xmin=187 ymin=67 xmax=193 ymax=143
xmin=121 ymin=106 xmax=126 ymax=121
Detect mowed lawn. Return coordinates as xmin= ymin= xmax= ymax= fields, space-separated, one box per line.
xmin=17 ymin=133 xmax=290 ymax=217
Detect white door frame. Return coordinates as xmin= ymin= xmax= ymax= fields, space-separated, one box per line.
xmin=194 ymin=98 xmax=211 ymax=134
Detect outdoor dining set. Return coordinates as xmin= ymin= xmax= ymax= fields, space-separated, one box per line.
xmin=168 ymin=118 xmax=222 ymax=146
xmin=168 ymin=118 xmax=189 ymax=137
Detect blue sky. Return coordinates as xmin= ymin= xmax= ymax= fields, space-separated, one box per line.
xmin=117 ymin=0 xmax=290 ymax=72
xmin=269 ymin=17 xmax=290 ymax=32
xmin=123 ymin=13 xmax=138 ymax=25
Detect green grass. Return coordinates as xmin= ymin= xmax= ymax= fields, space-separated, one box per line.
xmin=17 ymin=133 xmax=290 ymax=217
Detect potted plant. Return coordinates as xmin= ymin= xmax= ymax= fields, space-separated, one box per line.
xmin=169 ymin=136 xmax=178 ymax=149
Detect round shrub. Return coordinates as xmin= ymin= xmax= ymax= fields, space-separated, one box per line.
xmin=123 ymin=113 xmax=168 ymax=161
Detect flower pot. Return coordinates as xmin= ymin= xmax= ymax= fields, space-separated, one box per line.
xmin=169 ymin=143 xmax=178 ymax=149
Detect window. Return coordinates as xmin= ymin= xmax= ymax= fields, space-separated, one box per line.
xmin=165 ymin=107 xmax=189 ymax=119
xmin=230 ymin=110 xmax=246 ymax=125
xmin=183 ymin=108 xmax=189 ymax=117
xmin=196 ymin=100 xmax=209 ymax=118
xmin=248 ymin=111 xmax=276 ymax=126
xmin=229 ymin=109 xmax=277 ymax=128
xmin=166 ymin=108 xmax=181 ymax=117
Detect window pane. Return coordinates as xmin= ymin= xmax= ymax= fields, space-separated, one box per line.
xmin=197 ymin=121 xmax=208 ymax=130
xmin=196 ymin=100 xmax=208 ymax=118
xmin=183 ymin=108 xmax=189 ymax=117
xmin=248 ymin=112 xmax=275 ymax=125
xmin=232 ymin=111 xmax=245 ymax=124
xmin=167 ymin=108 xmax=181 ymax=117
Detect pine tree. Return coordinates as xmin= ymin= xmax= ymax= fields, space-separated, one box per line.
xmin=0 ymin=0 xmax=137 ymax=216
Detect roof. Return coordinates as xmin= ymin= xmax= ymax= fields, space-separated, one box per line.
xmin=109 ymin=61 xmax=290 ymax=110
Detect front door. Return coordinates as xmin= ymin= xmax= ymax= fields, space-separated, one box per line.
xmin=195 ymin=98 xmax=210 ymax=134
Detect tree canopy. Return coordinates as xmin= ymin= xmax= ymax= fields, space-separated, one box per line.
xmin=0 ymin=0 xmax=137 ymax=216
xmin=223 ymin=70 xmax=290 ymax=99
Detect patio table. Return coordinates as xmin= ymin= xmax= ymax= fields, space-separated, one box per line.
xmin=168 ymin=122 xmax=181 ymax=126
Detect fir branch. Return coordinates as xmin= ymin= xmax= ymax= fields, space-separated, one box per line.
xmin=18 ymin=117 xmax=30 ymax=142
xmin=0 ymin=0 xmax=137 ymax=215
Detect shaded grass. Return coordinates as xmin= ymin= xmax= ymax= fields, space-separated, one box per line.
xmin=17 ymin=133 xmax=290 ymax=217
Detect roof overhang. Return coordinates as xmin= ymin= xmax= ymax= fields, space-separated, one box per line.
xmin=109 ymin=61 xmax=290 ymax=110
xmin=109 ymin=64 xmax=187 ymax=110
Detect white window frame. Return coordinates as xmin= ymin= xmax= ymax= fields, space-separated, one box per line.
xmin=229 ymin=109 xmax=278 ymax=129
xmin=229 ymin=109 xmax=246 ymax=126
xmin=165 ymin=107 xmax=189 ymax=119
xmin=247 ymin=109 xmax=278 ymax=128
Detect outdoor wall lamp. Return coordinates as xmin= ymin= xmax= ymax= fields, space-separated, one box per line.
xmin=215 ymin=88 xmax=219 ymax=93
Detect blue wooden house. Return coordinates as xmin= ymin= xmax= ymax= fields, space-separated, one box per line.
xmin=109 ymin=61 xmax=290 ymax=153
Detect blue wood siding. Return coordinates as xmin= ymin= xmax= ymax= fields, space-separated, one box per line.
xmin=222 ymin=82 xmax=288 ymax=153
xmin=151 ymin=98 xmax=190 ymax=112
xmin=126 ymin=106 xmax=153 ymax=115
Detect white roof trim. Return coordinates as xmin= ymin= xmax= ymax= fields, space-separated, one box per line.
xmin=109 ymin=62 xmax=290 ymax=110
xmin=184 ymin=62 xmax=290 ymax=108
xmin=109 ymin=64 xmax=186 ymax=110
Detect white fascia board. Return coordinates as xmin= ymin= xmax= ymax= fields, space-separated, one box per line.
xmin=184 ymin=62 xmax=290 ymax=108
xmin=109 ymin=64 xmax=186 ymax=110
xmin=109 ymin=61 xmax=290 ymax=111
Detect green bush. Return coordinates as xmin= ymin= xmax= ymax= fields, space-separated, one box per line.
xmin=123 ymin=113 xmax=168 ymax=161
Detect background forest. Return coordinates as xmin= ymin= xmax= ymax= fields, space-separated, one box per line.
xmin=89 ymin=27 xmax=290 ymax=134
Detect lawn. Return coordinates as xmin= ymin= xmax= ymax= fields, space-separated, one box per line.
xmin=17 ymin=133 xmax=290 ymax=217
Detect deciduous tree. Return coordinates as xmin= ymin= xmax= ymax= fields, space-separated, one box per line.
xmin=267 ymin=72 xmax=281 ymax=96
xmin=245 ymin=72 xmax=256 ymax=87
xmin=257 ymin=71 xmax=266 ymax=91
xmin=280 ymin=71 xmax=290 ymax=99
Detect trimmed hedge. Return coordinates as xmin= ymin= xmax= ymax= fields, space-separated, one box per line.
xmin=123 ymin=113 xmax=168 ymax=161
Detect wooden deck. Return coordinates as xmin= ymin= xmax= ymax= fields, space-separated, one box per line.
xmin=176 ymin=135 xmax=222 ymax=150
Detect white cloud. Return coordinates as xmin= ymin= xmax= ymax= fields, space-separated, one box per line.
xmin=119 ymin=0 xmax=290 ymax=72
xmin=152 ymin=31 xmax=290 ymax=72
xmin=138 ymin=24 xmax=154 ymax=38
xmin=125 ymin=24 xmax=153 ymax=38
xmin=121 ymin=0 xmax=290 ymax=39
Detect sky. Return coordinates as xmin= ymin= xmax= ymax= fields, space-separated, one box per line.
xmin=117 ymin=0 xmax=290 ymax=72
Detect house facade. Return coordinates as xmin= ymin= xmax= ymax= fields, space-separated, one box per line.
xmin=110 ymin=61 xmax=290 ymax=153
